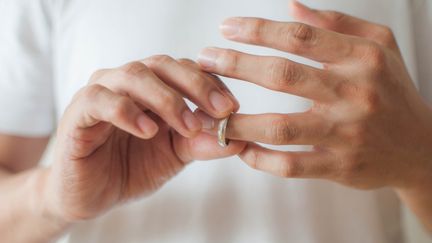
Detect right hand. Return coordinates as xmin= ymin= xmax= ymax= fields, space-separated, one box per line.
xmin=44 ymin=56 xmax=245 ymax=222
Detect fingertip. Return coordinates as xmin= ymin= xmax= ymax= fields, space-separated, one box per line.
xmin=231 ymin=97 xmax=241 ymax=113
xmin=289 ymin=0 xmax=312 ymax=19
xmin=197 ymin=47 xmax=220 ymax=71
xmin=212 ymin=80 xmax=240 ymax=113
xmin=219 ymin=17 xmax=242 ymax=39
xmin=182 ymin=109 xmax=203 ymax=133
xmin=137 ymin=113 xmax=159 ymax=139
xmin=209 ymin=90 xmax=236 ymax=118
xmin=289 ymin=0 xmax=298 ymax=11
xmin=194 ymin=109 xmax=217 ymax=131
xmin=221 ymin=89 xmax=240 ymax=113
xmin=290 ymin=0 xmax=308 ymax=10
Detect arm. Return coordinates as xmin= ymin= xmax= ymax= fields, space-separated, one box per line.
xmin=0 ymin=135 xmax=70 ymax=243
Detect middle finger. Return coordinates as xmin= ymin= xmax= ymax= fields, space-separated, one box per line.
xmin=219 ymin=17 xmax=361 ymax=63
xmin=198 ymin=48 xmax=338 ymax=102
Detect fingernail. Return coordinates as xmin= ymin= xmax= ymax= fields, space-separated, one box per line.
xmin=195 ymin=111 xmax=216 ymax=130
xmin=225 ymin=91 xmax=240 ymax=111
xmin=220 ymin=18 xmax=241 ymax=38
xmin=217 ymin=81 xmax=240 ymax=111
xmin=137 ymin=114 xmax=158 ymax=137
xmin=209 ymin=90 xmax=233 ymax=113
xmin=197 ymin=47 xmax=220 ymax=69
xmin=182 ymin=109 xmax=202 ymax=131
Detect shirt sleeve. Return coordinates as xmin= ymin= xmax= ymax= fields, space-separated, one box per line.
xmin=0 ymin=0 xmax=55 ymax=137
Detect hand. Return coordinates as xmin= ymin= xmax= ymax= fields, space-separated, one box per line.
xmin=45 ymin=56 xmax=245 ymax=222
xmin=196 ymin=1 xmax=432 ymax=190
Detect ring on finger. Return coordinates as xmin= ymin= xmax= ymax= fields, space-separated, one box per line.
xmin=217 ymin=114 xmax=231 ymax=148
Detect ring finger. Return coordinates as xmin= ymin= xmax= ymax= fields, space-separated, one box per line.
xmin=195 ymin=110 xmax=332 ymax=145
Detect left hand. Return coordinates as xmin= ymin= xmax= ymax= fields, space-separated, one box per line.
xmin=196 ymin=1 xmax=432 ymax=190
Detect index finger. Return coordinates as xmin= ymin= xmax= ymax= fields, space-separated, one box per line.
xmin=220 ymin=17 xmax=359 ymax=63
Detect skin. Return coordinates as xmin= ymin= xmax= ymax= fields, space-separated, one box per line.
xmin=0 ymin=1 xmax=431 ymax=242
xmin=196 ymin=1 xmax=432 ymax=232
xmin=0 ymin=57 xmax=245 ymax=243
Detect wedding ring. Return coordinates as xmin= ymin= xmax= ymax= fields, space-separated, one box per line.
xmin=217 ymin=114 xmax=231 ymax=148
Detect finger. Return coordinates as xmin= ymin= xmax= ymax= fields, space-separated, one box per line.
xmin=72 ymin=85 xmax=158 ymax=137
xmin=172 ymin=131 xmax=247 ymax=163
xmin=219 ymin=17 xmax=360 ymax=63
xmin=96 ymin=62 xmax=202 ymax=138
xmin=289 ymin=0 xmax=398 ymax=49
xmin=198 ymin=47 xmax=338 ymax=102
xmin=195 ymin=110 xmax=332 ymax=146
xmin=142 ymin=55 xmax=236 ymax=118
xmin=177 ymin=58 xmax=201 ymax=68
xmin=178 ymin=58 xmax=240 ymax=112
xmin=239 ymin=142 xmax=335 ymax=178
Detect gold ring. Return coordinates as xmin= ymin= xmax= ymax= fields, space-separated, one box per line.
xmin=217 ymin=114 xmax=231 ymax=148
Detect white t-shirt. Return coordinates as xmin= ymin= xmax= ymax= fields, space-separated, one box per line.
xmin=1 ymin=0 xmax=431 ymax=242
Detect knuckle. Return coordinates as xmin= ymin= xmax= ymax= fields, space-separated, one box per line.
xmin=65 ymin=130 xmax=98 ymax=159
xmin=268 ymin=117 xmax=298 ymax=145
xmin=219 ymin=49 xmax=239 ymax=75
xmin=268 ymin=59 xmax=299 ymax=90
xmin=376 ymin=26 xmax=396 ymax=47
xmin=362 ymin=43 xmax=387 ymax=70
xmin=248 ymin=18 xmax=267 ymax=43
xmin=290 ymin=23 xmax=316 ymax=44
xmin=120 ymin=61 xmax=149 ymax=77
xmin=89 ymin=69 xmax=109 ymax=83
xmin=280 ymin=156 xmax=303 ymax=178
xmin=81 ymin=84 xmax=106 ymax=101
xmin=145 ymin=55 xmax=174 ymax=67
xmin=154 ymin=90 xmax=180 ymax=108
xmin=245 ymin=147 xmax=262 ymax=170
xmin=380 ymin=26 xmax=395 ymax=40
xmin=110 ymin=97 xmax=133 ymax=120
xmin=177 ymin=58 xmax=196 ymax=66
xmin=359 ymin=87 xmax=381 ymax=114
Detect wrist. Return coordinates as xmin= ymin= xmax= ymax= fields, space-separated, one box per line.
xmin=396 ymin=106 xmax=432 ymax=192
xmin=394 ymin=158 xmax=432 ymax=197
xmin=28 ymin=168 xmax=71 ymax=231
